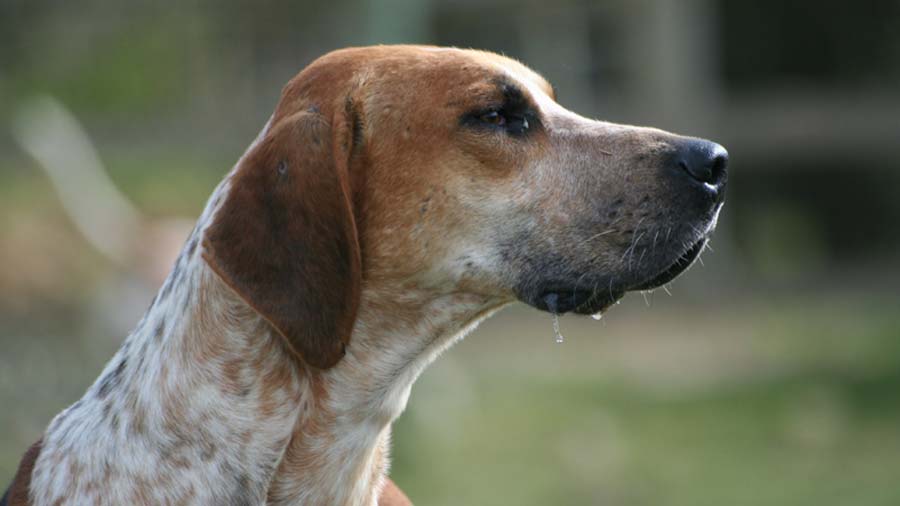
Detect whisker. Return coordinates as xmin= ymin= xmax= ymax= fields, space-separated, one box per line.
xmin=580 ymin=229 xmax=614 ymax=245
xmin=620 ymin=219 xmax=646 ymax=266
xmin=572 ymin=270 xmax=591 ymax=299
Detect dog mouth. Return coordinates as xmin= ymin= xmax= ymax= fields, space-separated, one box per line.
xmin=530 ymin=237 xmax=708 ymax=316
xmin=629 ymin=237 xmax=706 ymax=291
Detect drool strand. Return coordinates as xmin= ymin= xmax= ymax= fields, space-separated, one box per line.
xmin=543 ymin=293 xmax=565 ymax=344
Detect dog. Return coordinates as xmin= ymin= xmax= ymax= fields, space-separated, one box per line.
xmin=2 ymin=45 xmax=727 ymax=505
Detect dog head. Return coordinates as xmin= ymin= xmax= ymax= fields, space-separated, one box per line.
xmin=204 ymin=46 xmax=728 ymax=368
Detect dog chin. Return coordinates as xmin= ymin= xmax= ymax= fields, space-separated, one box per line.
xmin=522 ymin=236 xmax=709 ymax=316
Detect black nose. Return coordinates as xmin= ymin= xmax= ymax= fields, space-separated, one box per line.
xmin=673 ymin=139 xmax=728 ymax=187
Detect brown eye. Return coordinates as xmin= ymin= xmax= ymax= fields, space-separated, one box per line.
xmin=480 ymin=111 xmax=506 ymax=126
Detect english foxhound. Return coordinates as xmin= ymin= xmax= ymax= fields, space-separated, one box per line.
xmin=3 ymin=45 xmax=727 ymax=506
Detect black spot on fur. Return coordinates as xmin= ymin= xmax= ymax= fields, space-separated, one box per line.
xmin=50 ymin=399 xmax=81 ymax=430
xmin=158 ymin=278 xmax=173 ymax=303
xmin=232 ymin=474 xmax=254 ymax=506
xmin=154 ymin=319 xmax=166 ymax=342
xmin=97 ymin=358 xmax=127 ymax=399
xmin=351 ymin=112 xmax=364 ymax=152
xmin=186 ymin=235 xmax=199 ymax=256
xmin=182 ymin=279 xmax=195 ymax=308
xmin=171 ymin=262 xmax=183 ymax=286
xmin=345 ymin=97 xmax=365 ymax=157
xmin=221 ymin=463 xmax=256 ymax=506
xmin=200 ymin=440 xmax=218 ymax=461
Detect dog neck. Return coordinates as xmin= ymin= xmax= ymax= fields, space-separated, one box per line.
xmin=266 ymin=283 xmax=502 ymax=505
xmin=31 ymin=236 xmax=303 ymax=505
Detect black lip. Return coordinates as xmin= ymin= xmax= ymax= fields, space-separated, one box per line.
xmin=630 ymin=238 xmax=706 ymax=291
xmin=533 ymin=286 xmax=625 ymax=315
xmin=527 ymin=237 xmax=707 ymax=315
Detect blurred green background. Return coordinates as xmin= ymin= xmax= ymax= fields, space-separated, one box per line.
xmin=2 ymin=1 xmax=899 ymax=504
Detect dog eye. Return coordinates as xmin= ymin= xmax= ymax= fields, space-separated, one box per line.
xmin=481 ymin=111 xmax=531 ymax=135
xmin=480 ymin=111 xmax=506 ymax=126
xmin=465 ymin=108 xmax=532 ymax=136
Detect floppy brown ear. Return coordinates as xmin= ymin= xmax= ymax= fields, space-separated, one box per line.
xmin=202 ymin=109 xmax=361 ymax=369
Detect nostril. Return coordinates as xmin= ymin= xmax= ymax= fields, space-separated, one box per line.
xmin=708 ymin=150 xmax=728 ymax=185
xmin=677 ymin=159 xmax=708 ymax=182
xmin=676 ymin=140 xmax=728 ymax=186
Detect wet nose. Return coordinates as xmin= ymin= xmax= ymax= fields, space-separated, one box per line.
xmin=673 ymin=139 xmax=728 ymax=187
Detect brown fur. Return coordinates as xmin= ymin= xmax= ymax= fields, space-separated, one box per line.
xmin=6 ymin=439 xmax=41 ymax=506
xmin=203 ymin=109 xmax=362 ymax=370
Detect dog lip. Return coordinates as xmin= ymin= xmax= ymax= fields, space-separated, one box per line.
xmin=629 ymin=237 xmax=707 ymax=291
xmin=532 ymin=286 xmax=625 ymax=315
xmin=536 ymin=289 xmax=592 ymax=313
xmin=525 ymin=233 xmax=711 ymax=315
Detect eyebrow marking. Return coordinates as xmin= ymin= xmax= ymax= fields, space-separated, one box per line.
xmin=497 ymin=79 xmax=530 ymax=108
xmin=497 ymin=62 xmax=590 ymax=127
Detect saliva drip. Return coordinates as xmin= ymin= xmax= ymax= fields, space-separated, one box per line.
xmin=552 ymin=313 xmax=564 ymax=343
xmin=543 ymin=293 xmax=565 ymax=344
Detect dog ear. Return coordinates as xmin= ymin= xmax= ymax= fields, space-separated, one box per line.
xmin=203 ymin=109 xmax=361 ymax=369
